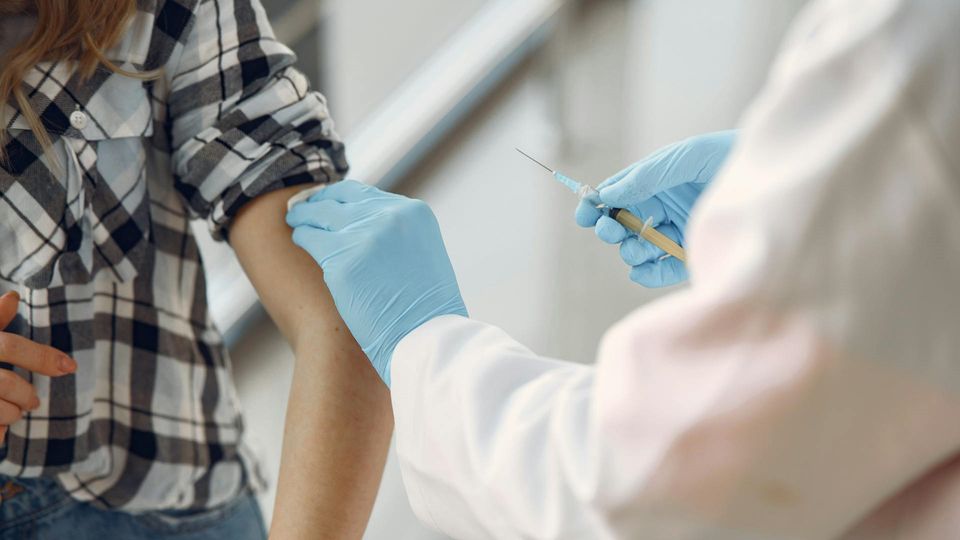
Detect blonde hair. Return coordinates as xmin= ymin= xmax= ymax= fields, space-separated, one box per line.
xmin=0 ymin=0 xmax=155 ymax=162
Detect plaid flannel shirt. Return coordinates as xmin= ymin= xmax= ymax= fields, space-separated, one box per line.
xmin=0 ymin=0 xmax=347 ymax=511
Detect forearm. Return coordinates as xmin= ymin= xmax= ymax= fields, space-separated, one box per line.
xmin=276 ymin=297 xmax=393 ymax=539
xmin=231 ymin=185 xmax=393 ymax=539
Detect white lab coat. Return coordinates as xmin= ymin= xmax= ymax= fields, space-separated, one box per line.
xmin=390 ymin=0 xmax=960 ymax=538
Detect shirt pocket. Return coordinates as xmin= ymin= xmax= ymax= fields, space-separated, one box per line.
xmin=1 ymin=73 xmax=155 ymax=288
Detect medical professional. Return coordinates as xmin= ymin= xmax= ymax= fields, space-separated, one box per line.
xmin=286 ymin=0 xmax=960 ymax=537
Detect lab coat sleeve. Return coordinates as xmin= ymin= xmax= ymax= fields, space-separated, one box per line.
xmin=391 ymin=0 xmax=960 ymax=538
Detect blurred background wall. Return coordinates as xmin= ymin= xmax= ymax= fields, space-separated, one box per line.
xmin=214 ymin=0 xmax=808 ymax=537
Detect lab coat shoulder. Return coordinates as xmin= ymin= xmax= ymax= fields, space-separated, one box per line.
xmin=691 ymin=0 xmax=960 ymax=372
xmin=677 ymin=0 xmax=960 ymax=532
xmin=779 ymin=0 xmax=960 ymax=158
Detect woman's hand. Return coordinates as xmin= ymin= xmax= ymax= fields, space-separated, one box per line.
xmin=0 ymin=292 xmax=77 ymax=444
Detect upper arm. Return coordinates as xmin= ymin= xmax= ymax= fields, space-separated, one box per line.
xmin=229 ymin=188 xmax=393 ymax=540
xmin=229 ymin=184 xmax=347 ymax=348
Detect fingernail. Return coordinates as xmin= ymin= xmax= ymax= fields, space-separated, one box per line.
xmin=30 ymin=396 xmax=40 ymax=410
xmin=58 ymin=355 xmax=77 ymax=373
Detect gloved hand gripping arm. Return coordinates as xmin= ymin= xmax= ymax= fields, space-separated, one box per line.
xmin=286 ymin=181 xmax=468 ymax=387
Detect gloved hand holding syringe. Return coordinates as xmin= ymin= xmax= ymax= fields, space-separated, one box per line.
xmin=515 ymin=148 xmax=687 ymax=262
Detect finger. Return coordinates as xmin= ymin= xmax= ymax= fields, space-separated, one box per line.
xmin=629 ymin=257 xmax=689 ymax=288
xmin=0 ymin=399 xmax=24 ymax=425
xmin=291 ymin=226 xmax=346 ymax=267
xmin=597 ymin=149 xmax=669 ymax=207
xmin=627 ymin=198 xmax=670 ymax=228
xmin=286 ymin=200 xmax=343 ymax=230
xmin=0 ymin=333 xmax=77 ymax=376
xmin=601 ymin=131 xmax=736 ymax=208
xmin=0 ymin=425 xmax=6 ymax=444
xmin=308 ymin=180 xmax=392 ymax=204
xmin=574 ymin=199 xmax=603 ymax=228
xmin=619 ymin=236 xmax=664 ymax=267
xmin=680 ymin=130 xmax=737 ymax=183
xmin=598 ymin=142 xmax=690 ymax=207
xmin=0 ymin=370 xmax=38 ymax=410
xmin=595 ymin=215 xmax=629 ymax=244
xmin=288 ymin=199 xmax=385 ymax=232
xmin=633 ymin=221 xmax=684 ymax=263
xmin=0 ymin=291 xmax=19 ymax=329
xmin=583 ymin=162 xmax=641 ymax=220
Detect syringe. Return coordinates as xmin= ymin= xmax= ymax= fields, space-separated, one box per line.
xmin=516 ymin=148 xmax=686 ymax=262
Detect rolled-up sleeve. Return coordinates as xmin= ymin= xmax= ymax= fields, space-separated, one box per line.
xmin=164 ymin=0 xmax=347 ymax=239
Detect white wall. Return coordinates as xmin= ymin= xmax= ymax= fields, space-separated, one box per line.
xmin=624 ymin=0 xmax=808 ymax=152
xmin=323 ymin=0 xmax=491 ymax=133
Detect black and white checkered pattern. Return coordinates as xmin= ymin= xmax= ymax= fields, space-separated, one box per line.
xmin=0 ymin=0 xmax=347 ymax=511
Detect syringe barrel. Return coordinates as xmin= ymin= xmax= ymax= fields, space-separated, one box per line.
xmin=608 ymin=208 xmax=687 ymax=262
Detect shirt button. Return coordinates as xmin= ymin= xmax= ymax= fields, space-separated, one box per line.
xmin=70 ymin=110 xmax=88 ymax=130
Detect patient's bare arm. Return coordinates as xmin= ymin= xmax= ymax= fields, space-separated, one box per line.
xmin=230 ymin=185 xmax=393 ymax=539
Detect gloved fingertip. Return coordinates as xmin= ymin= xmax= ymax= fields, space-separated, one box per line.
xmin=315 ymin=179 xmax=375 ymax=203
xmin=628 ymin=264 xmax=662 ymax=288
xmin=620 ymin=236 xmax=660 ymax=266
xmin=308 ymin=181 xmax=357 ymax=202
xmin=285 ymin=205 xmax=308 ymax=227
xmin=575 ymin=201 xmax=602 ymax=228
xmin=629 ymin=259 xmax=688 ymax=288
xmin=627 ymin=265 xmax=654 ymax=288
xmin=290 ymin=225 xmax=310 ymax=246
xmin=599 ymin=181 xmax=649 ymax=209
xmin=663 ymin=257 xmax=690 ymax=284
xmin=304 ymin=188 xmax=328 ymax=204
xmin=291 ymin=222 xmax=330 ymax=243
xmin=595 ymin=216 xmax=628 ymax=244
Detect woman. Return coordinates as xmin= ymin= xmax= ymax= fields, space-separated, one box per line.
xmin=0 ymin=1 xmax=392 ymax=538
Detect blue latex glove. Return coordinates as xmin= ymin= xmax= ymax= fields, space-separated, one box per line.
xmin=575 ymin=130 xmax=736 ymax=287
xmin=286 ymin=181 xmax=467 ymax=387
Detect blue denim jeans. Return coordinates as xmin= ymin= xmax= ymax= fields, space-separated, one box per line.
xmin=0 ymin=476 xmax=267 ymax=540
